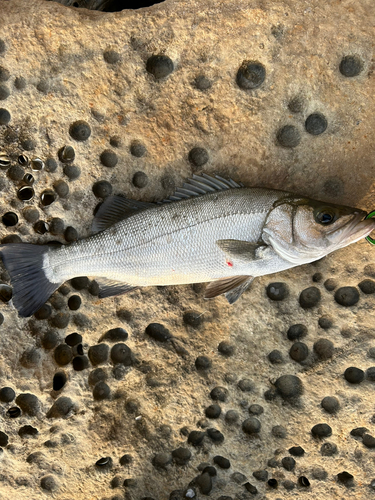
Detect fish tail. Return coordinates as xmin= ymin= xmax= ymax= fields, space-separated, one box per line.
xmin=0 ymin=243 xmax=62 ymax=317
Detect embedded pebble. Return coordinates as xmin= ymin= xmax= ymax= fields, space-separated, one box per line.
xmin=275 ymin=375 xmax=303 ymax=399
xmin=146 ymin=55 xmax=174 ymax=79
xmin=132 ymin=171 xmax=148 ymax=188
xmin=335 ymin=286 xmax=359 ymax=307
xmin=314 ymin=338 xmax=334 ymax=360
xmin=287 ymin=324 xmax=307 ymax=341
xmin=321 ymin=396 xmax=340 ymax=414
xmin=266 ymin=282 xmax=289 ymax=301
xmin=299 ymin=286 xmax=321 ymax=308
xmin=311 ymin=423 xmax=332 ymax=438
xmin=69 ymin=120 xmax=91 ymax=141
xmin=344 ymin=366 xmax=364 ymax=384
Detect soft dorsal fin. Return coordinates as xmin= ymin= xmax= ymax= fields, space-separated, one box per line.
xmin=162 ymin=173 xmax=243 ymax=202
xmin=92 ymin=195 xmax=154 ymax=233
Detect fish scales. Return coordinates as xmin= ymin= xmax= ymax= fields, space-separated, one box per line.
xmin=49 ymin=187 xmax=284 ymax=285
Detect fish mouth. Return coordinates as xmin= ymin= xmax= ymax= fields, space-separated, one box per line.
xmin=328 ymin=212 xmax=375 ymax=248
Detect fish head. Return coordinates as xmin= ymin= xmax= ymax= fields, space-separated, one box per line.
xmin=262 ymin=196 xmax=375 ymax=264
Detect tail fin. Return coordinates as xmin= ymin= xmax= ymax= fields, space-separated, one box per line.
xmin=0 ymin=244 xmax=62 ymax=317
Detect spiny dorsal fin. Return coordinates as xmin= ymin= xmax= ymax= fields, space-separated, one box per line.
xmin=92 ymin=195 xmax=154 ymax=233
xmin=162 ymin=173 xmax=243 ymax=203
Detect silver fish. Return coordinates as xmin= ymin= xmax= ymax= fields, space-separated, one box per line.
xmin=1 ymin=174 xmax=374 ymax=317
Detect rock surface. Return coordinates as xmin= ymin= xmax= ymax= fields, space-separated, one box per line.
xmin=0 ymin=0 xmax=375 ymax=498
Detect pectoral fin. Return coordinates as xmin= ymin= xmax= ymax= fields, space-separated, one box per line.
xmin=216 ymin=239 xmax=264 ymax=261
xmin=204 ymin=275 xmax=254 ymax=303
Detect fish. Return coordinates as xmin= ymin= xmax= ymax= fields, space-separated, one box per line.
xmin=0 ymin=173 xmax=374 ymax=318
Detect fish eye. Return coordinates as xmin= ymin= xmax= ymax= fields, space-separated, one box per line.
xmin=314 ymin=208 xmax=337 ymax=225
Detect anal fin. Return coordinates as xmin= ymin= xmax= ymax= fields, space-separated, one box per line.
xmin=204 ymin=275 xmax=253 ymax=303
xmin=95 ymin=277 xmax=138 ymax=298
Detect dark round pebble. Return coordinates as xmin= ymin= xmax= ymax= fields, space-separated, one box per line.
xmin=267 ymin=478 xmax=278 ymax=488
xmin=53 ymin=180 xmax=69 ymax=198
xmin=289 ymin=342 xmax=309 ymax=362
xmin=23 ymin=206 xmax=39 ymax=223
xmin=47 ymin=397 xmax=75 ymax=418
xmin=146 ymin=55 xmax=174 ymax=80
xmin=207 ymin=427 xmax=224 ymax=443
xmin=277 ymin=125 xmax=301 ymax=148
xmin=49 ymin=218 xmax=64 ymax=235
xmin=88 ymin=344 xmax=109 ymax=366
xmin=344 ymin=366 xmax=364 ymax=384
xmin=205 ymin=404 xmax=221 ymax=419
xmin=58 ymin=145 xmax=75 ymax=163
xmin=130 ymin=141 xmax=147 ymax=158
xmin=305 ymin=113 xmax=328 ymax=135
xmin=324 ymin=278 xmax=337 ymax=291
xmin=109 ymin=136 xmax=121 ymax=148
xmin=242 ymin=417 xmax=261 ymax=434
xmin=69 ymin=120 xmax=91 ymax=142
xmin=54 ymin=344 xmax=73 ymax=366
xmin=145 ymin=323 xmax=172 ymax=342
xmin=188 ymin=147 xmax=209 ymax=168
xmin=238 ymin=378 xmax=253 ymax=392
xmin=14 ymin=76 xmax=26 ymax=90
xmin=244 ymin=482 xmax=257 ymax=494
xmin=213 ymin=455 xmax=230 ymax=469
xmin=63 ymin=164 xmax=81 ymax=180
xmin=2 ymin=212 xmax=18 ymax=227
xmin=275 ymin=375 xmax=303 ymax=399
xmin=0 ymin=84 xmax=10 ymax=100
xmin=359 ymin=279 xmax=375 ymax=294
xmin=335 ymin=286 xmax=359 ymax=307
xmin=188 ymin=430 xmax=205 ymax=446
xmin=318 ymin=315 xmax=333 ymax=329
xmin=21 ymin=138 xmax=36 ymax=151
xmin=314 ymin=338 xmax=334 ymax=360
xmin=103 ymin=49 xmax=121 ymax=64
xmin=100 ymin=149 xmax=118 ymax=168
xmin=0 ymin=66 xmax=9 ymax=82
xmin=41 ymin=330 xmax=60 ymax=350
xmin=36 ymin=80 xmax=49 ymax=94
xmin=253 ymin=470 xmax=268 ymax=482
xmin=1 ymin=235 xmax=21 ymax=244
xmin=272 ymin=425 xmax=287 ymax=438
xmin=283 ymin=480 xmax=295 ymax=490
xmin=218 ymin=341 xmax=235 ymax=356
xmin=194 ymin=75 xmax=212 ymax=90
xmin=289 ymin=446 xmax=305 ymax=456
xmin=93 ymin=180 xmax=112 ymax=198
xmin=311 ymin=423 xmax=332 ymax=438
xmin=366 ymin=367 xmax=375 ymax=381
xmin=19 ymin=348 xmax=41 ymax=368
xmin=45 ymin=158 xmax=57 ymax=172
xmin=110 ymin=343 xmax=132 ymax=365
xmin=321 ymin=442 xmax=338 ymax=456
xmin=88 ymin=367 xmax=107 ymax=386
xmin=15 ymin=393 xmax=40 ymax=416
xmin=350 ymin=427 xmax=368 ymax=438
xmin=67 ymin=295 xmax=81 ymax=311
xmin=281 ymin=456 xmax=295 ymax=471
xmin=40 ymin=475 xmax=57 ymax=491
xmin=8 ymin=164 xmax=24 ymax=181
xmin=249 ymin=404 xmax=264 ymax=416
xmin=132 ymin=171 xmax=148 ymax=188
xmin=172 ymin=447 xmax=191 ymax=465
xmin=53 ymin=371 xmax=67 ymax=391
xmin=363 ymin=434 xmax=375 ymax=448
xmin=196 ymin=472 xmax=212 ymax=494
xmin=71 ymin=277 xmax=89 ymax=290
xmin=210 ymin=386 xmax=228 ymax=401
xmin=266 ymin=282 xmax=289 ymax=301
xmin=288 ymin=95 xmax=304 ymax=113
xmin=299 ymin=286 xmax=321 ymax=308
xmin=65 ymin=332 xmax=82 ymax=346
xmin=119 ymin=454 xmax=133 ymax=466
xmin=72 ymin=356 xmax=89 ymax=371
xmin=225 ymin=410 xmax=239 ymax=424
xmin=183 ymin=310 xmax=203 ymax=328
xmin=321 ymin=396 xmax=340 ymax=414
xmin=236 ymin=60 xmax=266 ymax=89
xmin=287 ymin=324 xmax=307 ymax=341
xmin=100 ymin=327 xmax=128 ymax=342
xmin=93 ymin=381 xmax=111 ymax=401
xmin=268 ymin=349 xmax=284 ymax=364
xmin=339 ymin=55 xmax=363 ymax=77
xmin=51 ymin=313 xmax=70 ymax=329
xmin=0 ymin=107 xmax=10 ymax=125
xmin=337 ymin=471 xmax=354 ymax=485
xmin=0 ymin=386 xmax=15 ymax=402
xmin=195 ymin=355 xmax=211 ymax=370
